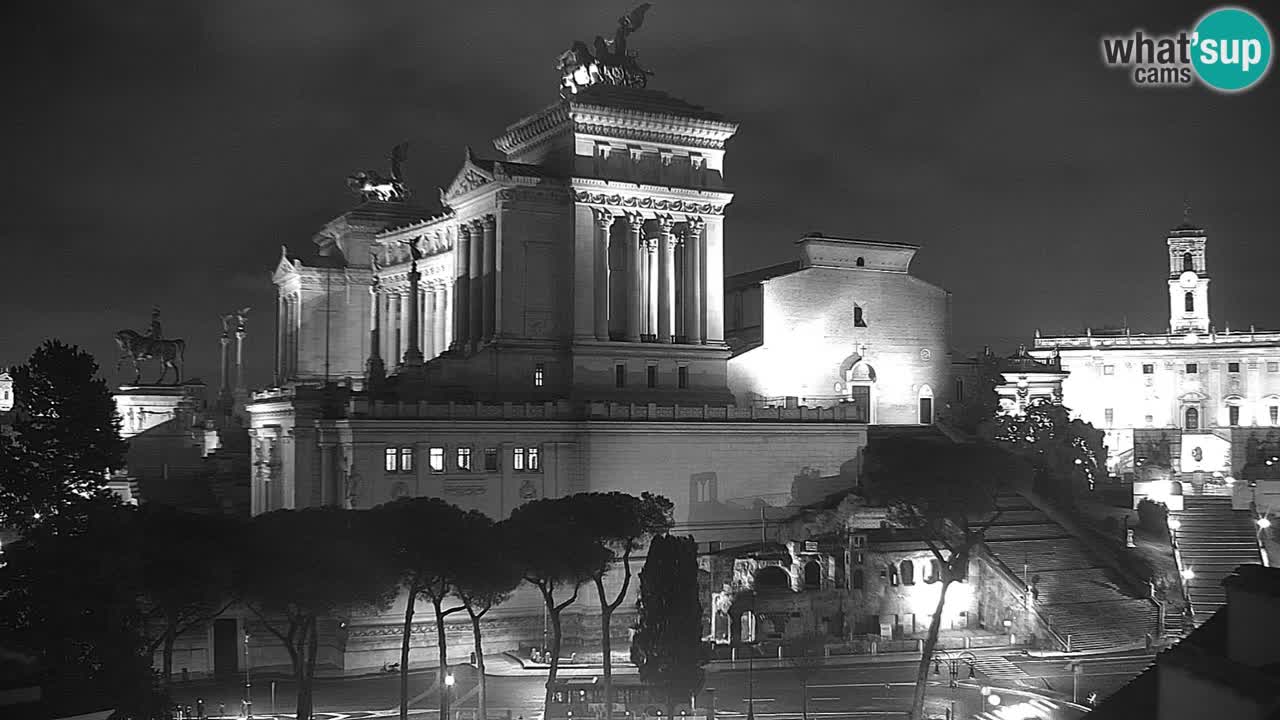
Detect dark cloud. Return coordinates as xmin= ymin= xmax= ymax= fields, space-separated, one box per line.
xmin=2 ymin=0 xmax=1278 ymax=387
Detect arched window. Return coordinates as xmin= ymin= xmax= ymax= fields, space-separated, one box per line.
xmin=925 ymin=559 xmax=941 ymax=583
xmin=854 ymin=306 xmax=867 ymax=328
xmin=1183 ymin=252 xmax=1194 ymax=272
xmin=1185 ymin=292 xmax=1195 ymax=312
xmin=851 ymin=569 xmax=864 ymax=590
xmin=918 ymin=385 xmax=934 ymax=425
xmin=900 ymin=560 xmax=915 ymax=586
xmin=856 ymin=256 xmax=865 ymax=267
xmin=804 ymin=560 xmax=821 ymax=589
xmin=1185 ymin=406 xmax=1199 ymax=431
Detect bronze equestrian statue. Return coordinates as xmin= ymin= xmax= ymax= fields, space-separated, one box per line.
xmin=115 ymin=308 xmax=186 ymax=384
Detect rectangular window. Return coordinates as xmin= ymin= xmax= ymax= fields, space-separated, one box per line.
xmin=1228 ymin=362 xmax=1241 ymax=373
xmin=1270 ymin=362 xmax=1280 ymax=373
xmin=429 ymin=447 xmax=445 ymax=473
xmin=399 ymin=447 xmax=414 ymax=473
xmin=385 ymin=448 xmax=398 ymax=473
xmin=1142 ymin=364 xmax=1154 ymax=374
xmin=1144 ymin=414 xmax=1154 ymax=426
xmin=647 ymin=365 xmax=657 ymax=389
xmin=513 ymin=447 xmax=526 ymax=471
xmin=1229 ymin=406 xmax=1241 ymax=426
xmin=954 ymin=377 xmax=964 ymax=402
xmin=1104 ymin=408 xmax=1114 ymax=426
xmin=1271 ymin=406 xmax=1278 ymax=425
xmin=1186 ymin=363 xmax=1198 ymax=374
xmin=1103 ymin=365 xmax=1114 ymax=375
xmin=615 ymin=363 xmax=626 ymax=388
xmin=678 ymin=366 xmax=689 ymax=389
xmin=851 ymin=535 xmax=867 ymax=548
xmin=528 ymin=446 xmax=540 ymax=472
xmin=534 ymin=363 xmax=545 ymax=387
xmin=456 ymin=447 xmax=472 ymax=472
xmin=484 ymin=448 xmax=499 ymax=472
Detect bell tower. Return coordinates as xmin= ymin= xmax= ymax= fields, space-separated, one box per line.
xmin=1167 ymin=208 xmax=1210 ymax=335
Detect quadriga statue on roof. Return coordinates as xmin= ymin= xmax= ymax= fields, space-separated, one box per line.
xmin=558 ymin=4 xmax=654 ymax=97
xmin=347 ymin=142 xmax=411 ymax=202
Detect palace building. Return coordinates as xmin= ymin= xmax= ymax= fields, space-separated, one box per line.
xmin=230 ymin=17 xmax=960 ymax=677
xmin=1031 ymin=215 xmax=1280 ymax=497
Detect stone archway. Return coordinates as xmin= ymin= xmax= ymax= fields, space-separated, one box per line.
xmin=756 ymin=565 xmax=790 ymax=590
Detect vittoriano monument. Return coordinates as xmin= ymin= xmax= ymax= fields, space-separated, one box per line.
xmin=114 ymin=307 xmax=186 ymax=385
xmin=557 ymin=3 xmax=654 ymax=97
xmin=346 ymin=142 xmax=411 ymax=202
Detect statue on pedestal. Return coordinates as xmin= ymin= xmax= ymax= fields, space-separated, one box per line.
xmin=114 ymin=307 xmax=186 ymax=385
xmin=558 ymin=4 xmax=654 ymax=97
xmin=347 ymin=142 xmax=411 ymax=202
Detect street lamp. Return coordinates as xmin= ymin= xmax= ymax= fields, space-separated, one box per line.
xmin=1181 ymin=567 xmax=1196 ymax=581
xmin=443 ymin=672 xmax=455 ymax=720
xmin=243 ymin=631 xmax=252 ymax=720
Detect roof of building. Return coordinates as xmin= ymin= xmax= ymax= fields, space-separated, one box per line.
xmin=569 ymin=84 xmax=730 ymax=123
xmin=725 ymin=261 xmax=803 ymax=291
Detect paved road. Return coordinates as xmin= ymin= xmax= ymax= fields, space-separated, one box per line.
xmin=1012 ymin=652 xmax=1154 ymax=706
xmin=168 ymin=655 xmax=1103 ymax=720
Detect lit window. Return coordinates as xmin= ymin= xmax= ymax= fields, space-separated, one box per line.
xmin=1145 ymin=414 xmax=1154 ymax=426
xmin=647 ymin=365 xmax=657 ymax=389
xmin=678 ymin=366 xmax=689 ymax=389
xmin=385 ymin=448 xmax=398 ymax=473
xmin=399 ymin=448 xmax=413 ymax=473
xmin=1271 ymin=406 xmax=1278 ymax=425
xmin=852 ymin=535 xmax=866 ymax=548
xmin=534 ymin=363 xmax=545 ymax=387
xmin=513 ymin=447 xmax=526 ymax=471
xmin=1142 ymin=364 xmax=1154 ymax=374
xmin=528 ymin=446 xmax=540 ymax=472
xmin=1103 ymin=365 xmax=1114 ymax=375
xmin=1186 ymin=363 xmax=1198 ymax=374
xmin=1228 ymin=362 xmax=1241 ymax=373
xmin=484 ymin=448 xmax=498 ymax=472
xmin=854 ymin=306 xmax=867 ymax=328
xmin=456 ymin=447 xmax=472 ymax=472
xmin=1105 ymin=408 xmax=1114 ymax=426
xmin=429 ymin=447 xmax=445 ymax=473
xmin=615 ymin=363 xmax=626 ymax=388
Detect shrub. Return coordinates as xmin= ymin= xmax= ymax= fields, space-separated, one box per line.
xmin=1137 ymin=499 xmax=1169 ymax=533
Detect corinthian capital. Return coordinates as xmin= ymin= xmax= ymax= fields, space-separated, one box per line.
xmin=626 ymin=213 xmax=646 ymax=233
xmin=685 ymin=215 xmax=706 ymax=235
xmin=658 ymin=215 xmax=677 ymax=236
xmin=481 ymin=214 xmax=496 ymax=231
xmin=593 ymin=208 xmax=616 ymax=229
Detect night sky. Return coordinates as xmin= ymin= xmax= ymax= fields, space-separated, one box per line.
xmin=3 ymin=1 xmax=1278 ymax=390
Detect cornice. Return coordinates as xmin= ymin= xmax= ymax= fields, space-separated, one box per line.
xmin=571 ymin=186 xmax=730 ymax=217
xmin=493 ymin=103 xmax=572 ymax=156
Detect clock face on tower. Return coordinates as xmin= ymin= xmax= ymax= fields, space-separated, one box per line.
xmin=1179 ymin=271 xmax=1198 ymax=288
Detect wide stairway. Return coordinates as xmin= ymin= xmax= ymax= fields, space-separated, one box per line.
xmin=981 ymin=495 xmax=1160 ymax=652
xmin=1171 ymin=495 xmax=1264 ymax=626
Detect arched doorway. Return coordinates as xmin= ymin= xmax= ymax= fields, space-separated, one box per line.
xmin=1185 ymin=406 xmax=1200 ymax=431
xmin=918 ymin=385 xmax=934 ymax=425
xmin=756 ymin=565 xmax=790 ymax=590
xmin=804 ymin=560 xmax=821 ymax=589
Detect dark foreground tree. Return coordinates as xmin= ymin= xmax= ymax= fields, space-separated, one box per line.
xmin=570 ymin=492 xmax=674 ymax=720
xmin=505 ymin=497 xmax=610 ymax=718
xmin=453 ymin=514 xmax=522 ymax=720
xmin=0 ymin=340 xmax=127 ymax=531
xmin=987 ymin=398 xmax=1106 ymax=505
xmin=139 ymin=506 xmax=240 ymax=694
xmin=630 ymin=534 xmax=707 ymax=718
xmin=240 ymin=508 xmax=398 ymax=720
xmin=862 ymin=436 xmax=1032 ymax=720
xmin=375 ymin=498 xmax=472 ymax=720
xmin=0 ymin=496 xmax=165 ymax=716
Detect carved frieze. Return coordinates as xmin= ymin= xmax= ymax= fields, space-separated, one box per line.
xmin=444 ymin=480 xmax=487 ymax=497
xmin=573 ymin=190 xmax=724 ymax=215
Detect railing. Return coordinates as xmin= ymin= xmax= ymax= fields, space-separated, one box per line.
xmin=340 ymin=398 xmax=871 ymax=423
xmin=1035 ymin=329 xmax=1280 ymax=349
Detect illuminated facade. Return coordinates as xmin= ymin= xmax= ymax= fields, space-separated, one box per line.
xmin=1032 ymin=218 xmax=1280 ymax=485
xmin=725 ymin=234 xmax=953 ymax=424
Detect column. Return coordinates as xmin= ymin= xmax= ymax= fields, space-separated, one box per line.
xmin=685 ymin=217 xmax=704 ymax=344
xmin=433 ymin=285 xmax=447 ymax=357
xmin=389 ymin=291 xmax=402 ymax=362
xmin=469 ymin=219 xmax=483 ymax=346
xmin=626 ymin=214 xmax=643 ymax=342
xmin=594 ymin=210 xmax=613 ymax=340
xmin=704 ymin=217 xmax=725 ymax=343
xmin=646 ymin=238 xmax=659 ymax=338
xmin=403 ymin=261 xmax=423 ymax=367
xmin=443 ymin=284 xmax=454 ymax=350
xmin=481 ymin=215 xmax=496 ymax=341
xmin=658 ymin=217 xmax=676 ymax=343
xmin=420 ymin=285 xmax=430 ymax=358
xmin=274 ymin=294 xmax=284 ymax=384
xmin=454 ymin=225 xmax=471 ymax=350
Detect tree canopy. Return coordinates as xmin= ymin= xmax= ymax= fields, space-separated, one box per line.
xmin=0 ymin=340 xmax=127 ymax=530
xmin=986 ymin=398 xmax=1107 ymax=504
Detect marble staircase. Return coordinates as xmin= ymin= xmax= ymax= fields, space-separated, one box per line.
xmin=1171 ymin=495 xmax=1264 ymax=625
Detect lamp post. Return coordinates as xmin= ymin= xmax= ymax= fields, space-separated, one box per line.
xmin=930 ymin=650 xmax=976 ymax=720
xmin=243 ymin=631 xmax=252 ymax=720
xmin=1258 ymin=516 xmax=1272 ymax=566
xmin=1168 ymin=517 xmax=1181 ymax=549
xmin=444 ymin=672 xmax=455 ymax=720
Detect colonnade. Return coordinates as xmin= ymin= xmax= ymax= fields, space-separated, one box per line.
xmin=595 ymin=211 xmax=708 ymax=344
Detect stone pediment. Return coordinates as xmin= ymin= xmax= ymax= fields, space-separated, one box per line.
xmin=442 ymin=149 xmax=496 ymax=203
xmin=272 ymin=246 xmax=298 ymax=283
